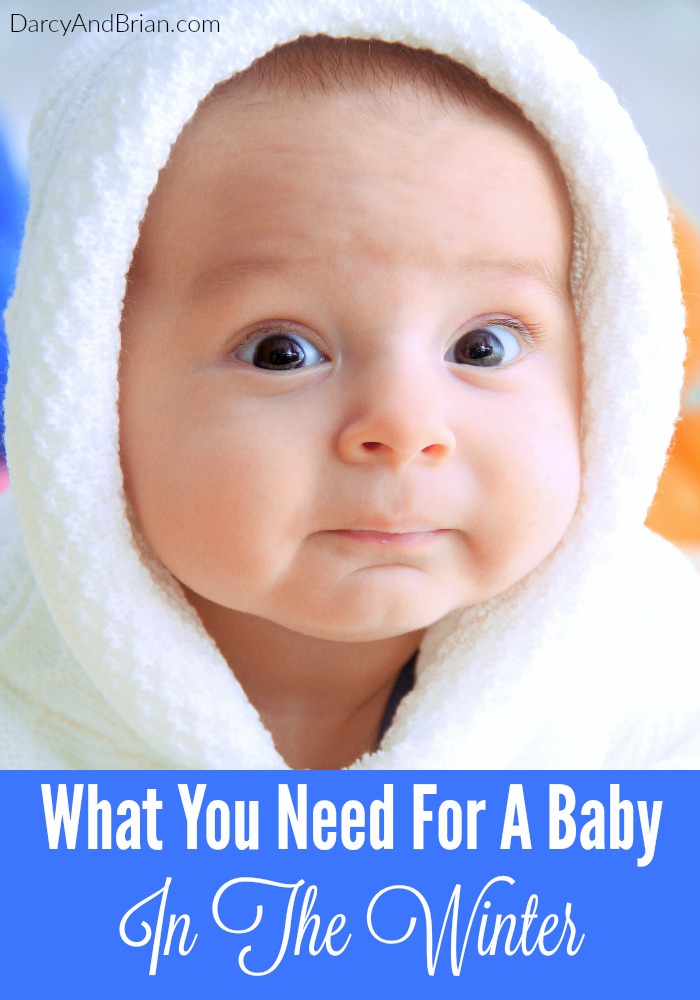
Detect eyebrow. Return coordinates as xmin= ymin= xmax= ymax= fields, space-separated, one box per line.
xmin=186 ymin=255 xmax=304 ymax=304
xmin=186 ymin=250 xmax=570 ymax=303
xmin=453 ymin=255 xmax=570 ymax=298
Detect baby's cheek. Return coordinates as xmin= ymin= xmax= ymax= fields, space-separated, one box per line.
xmin=514 ymin=413 xmax=581 ymax=553
xmin=161 ymin=427 xmax=315 ymax=596
xmin=469 ymin=393 xmax=581 ymax=586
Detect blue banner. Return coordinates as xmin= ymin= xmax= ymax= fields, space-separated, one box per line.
xmin=1 ymin=771 xmax=696 ymax=995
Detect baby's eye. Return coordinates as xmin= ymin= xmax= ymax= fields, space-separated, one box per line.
xmin=234 ymin=331 xmax=328 ymax=371
xmin=446 ymin=323 xmax=522 ymax=368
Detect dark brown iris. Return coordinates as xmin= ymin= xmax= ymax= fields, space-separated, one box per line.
xmin=254 ymin=336 xmax=306 ymax=370
xmin=453 ymin=328 xmax=505 ymax=367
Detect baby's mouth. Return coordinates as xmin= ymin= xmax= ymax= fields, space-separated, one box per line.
xmin=323 ymin=528 xmax=448 ymax=549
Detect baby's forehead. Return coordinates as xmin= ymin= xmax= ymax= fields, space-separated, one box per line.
xmin=172 ymin=34 xmax=565 ymax=215
xmin=171 ymin=35 xmax=564 ymax=209
xmin=127 ymin=35 xmax=573 ymax=311
xmin=131 ymin=91 xmax=572 ymax=313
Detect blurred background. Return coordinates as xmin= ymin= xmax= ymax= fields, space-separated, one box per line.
xmin=0 ymin=0 xmax=699 ymax=533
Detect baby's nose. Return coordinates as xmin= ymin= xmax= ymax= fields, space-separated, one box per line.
xmin=336 ymin=370 xmax=456 ymax=468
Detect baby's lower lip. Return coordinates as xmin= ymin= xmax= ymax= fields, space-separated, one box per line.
xmin=328 ymin=529 xmax=446 ymax=548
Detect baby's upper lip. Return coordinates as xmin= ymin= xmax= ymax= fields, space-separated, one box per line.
xmin=327 ymin=522 xmax=445 ymax=534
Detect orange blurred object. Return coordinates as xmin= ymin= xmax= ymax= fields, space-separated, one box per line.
xmin=646 ymin=206 xmax=700 ymax=543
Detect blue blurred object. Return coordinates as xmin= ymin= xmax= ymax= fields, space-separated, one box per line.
xmin=0 ymin=124 xmax=28 ymax=460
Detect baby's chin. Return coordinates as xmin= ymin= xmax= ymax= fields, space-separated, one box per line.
xmin=288 ymin=556 xmax=554 ymax=643
xmin=186 ymin=568 xmax=507 ymax=646
xmin=269 ymin=617 xmax=433 ymax=646
xmin=177 ymin=523 xmax=573 ymax=648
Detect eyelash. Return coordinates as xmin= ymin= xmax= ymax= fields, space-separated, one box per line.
xmin=233 ymin=323 xmax=332 ymax=377
xmin=475 ymin=316 xmax=542 ymax=344
xmin=443 ymin=315 xmax=544 ymax=368
xmin=235 ymin=322 xmax=310 ymax=350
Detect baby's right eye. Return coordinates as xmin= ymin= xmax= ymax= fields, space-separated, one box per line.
xmin=233 ymin=330 xmax=328 ymax=371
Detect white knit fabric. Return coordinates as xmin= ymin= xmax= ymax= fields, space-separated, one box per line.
xmin=1 ymin=0 xmax=699 ymax=769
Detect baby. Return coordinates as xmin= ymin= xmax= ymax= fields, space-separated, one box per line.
xmin=119 ymin=37 xmax=580 ymax=768
xmin=1 ymin=0 xmax=698 ymax=770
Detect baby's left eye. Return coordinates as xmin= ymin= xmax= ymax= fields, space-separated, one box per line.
xmin=234 ymin=331 xmax=328 ymax=371
xmin=445 ymin=324 xmax=522 ymax=368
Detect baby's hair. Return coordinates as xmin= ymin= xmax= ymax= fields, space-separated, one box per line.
xmin=208 ymin=35 xmax=528 ymax=129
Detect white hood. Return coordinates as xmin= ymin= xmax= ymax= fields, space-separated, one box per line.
xmin=2 ymin=0 xmax=698 ymax=769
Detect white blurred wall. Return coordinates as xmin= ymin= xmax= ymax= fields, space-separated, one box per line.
xmin=530 ymin=0 xmax=700 ymax=220
xmin=0 ymin=0 xmax=698 ymax=217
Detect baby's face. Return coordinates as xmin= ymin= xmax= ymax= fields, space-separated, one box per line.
xmin=119 ymin=82 xmax=581 ymax=643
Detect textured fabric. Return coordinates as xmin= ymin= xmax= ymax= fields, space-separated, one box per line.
xmin=1 ymin=0 xmax=699 ymax=770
